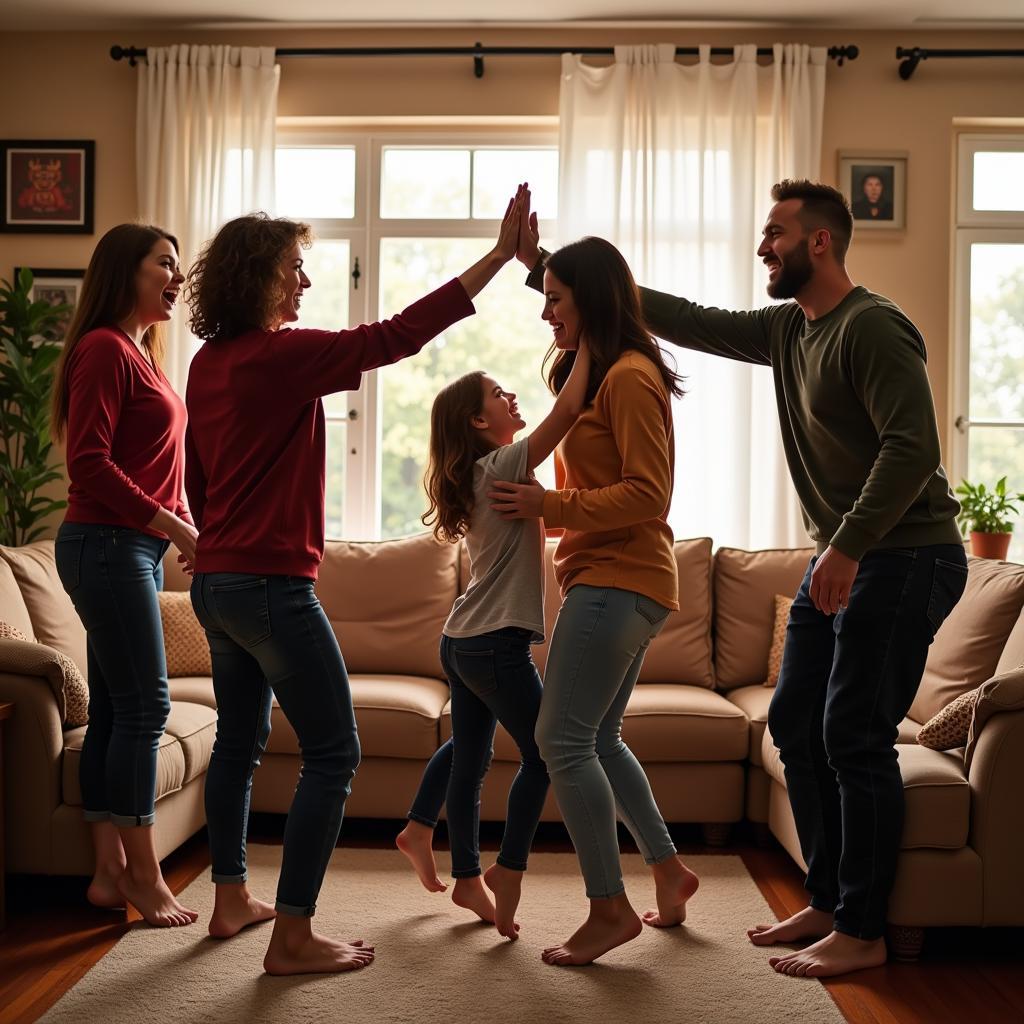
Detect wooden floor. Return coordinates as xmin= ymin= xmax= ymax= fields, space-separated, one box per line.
xmin=1 ymin=819 xmax=1022 ymax=1024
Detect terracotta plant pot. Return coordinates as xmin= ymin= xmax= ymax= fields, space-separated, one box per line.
xmin=970 ymin=531 xmax=1012 ymax=560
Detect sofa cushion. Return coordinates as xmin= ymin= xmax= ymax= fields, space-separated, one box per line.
xmin=317 ymin=534 xmax=458 ymax=678
xmin=965 ymin=667 xmax=1024 ymax=771
xmin=724 ymin=684 xmax=772 ymax=765
xmin=62 ymin=726 xmax=185 ymax=807
xmin=910 ymin=556 xmax=1024 ymax=726
xmin=994 ymin=610 xmax=1024 ymax=675
xmin=264 ymin=675 xmax=448 ymax=760
xmin=0 ymin=627 xmax=89 ymax=727
xmin=168 ymin=676 xmax=217 ymax=708
xmin=0 ymin=557 xmax=35 ymax=639
xmin=761 ymin=727 xmax=970 ymax=849
xmin=158 ymin=591 xmax=212 ymax=677
xmin=441 ymin=683 xmax=748 ymax=763
xmin=713 ymin=546 xmax=813 ymax=688
xmin=0 ymin=541 xmax=87 ymax=676
xmin=917 ymin=688 xmax=978 ymax=751
xmin=163 ymin=701 xmax=218 ymax=785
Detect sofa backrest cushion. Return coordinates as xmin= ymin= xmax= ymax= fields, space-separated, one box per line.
xmin=713 ymin=546 xmax=813 ymax=688
xmin=528 ymin=537 xmax=715 ymax=687
xmin=910 ymin=556 xmax=1024 ymax=725
xmin=994 ymin=607 xmax=1024 ymax=675
xmin=0 ymin=541 xmax=87 ymax=676
xmin=317 ymin=532 xmax=460 ymax=677
xmin=0 ymin=556 xmax=35 ymax=639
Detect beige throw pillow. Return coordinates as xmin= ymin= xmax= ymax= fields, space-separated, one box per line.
xmin=157 ymin=591 xmax=212 ymax=677
xmin=763 ymin=594 xmax=793 ymax=687
xmin=0 ymin=619 xmax=89 ymax=726
xmin=916 ymin=687 xmax=979 ymax=750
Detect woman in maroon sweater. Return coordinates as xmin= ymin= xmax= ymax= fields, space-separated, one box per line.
xmin=52 ymin=223 xmax=199 ymax=928
xmin=184 ymin=191 xmax=524 ymax=975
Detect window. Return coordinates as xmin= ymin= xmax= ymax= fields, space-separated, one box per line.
xmin=952 ymin=133 xmax=1024 ymax=559
xmin=274 ymin=132 xmax=559 ymax=539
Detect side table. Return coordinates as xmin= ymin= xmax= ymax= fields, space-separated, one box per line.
xmin=0 ymin=701 xmax=13 ymax=930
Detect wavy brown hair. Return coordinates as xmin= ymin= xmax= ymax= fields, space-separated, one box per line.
xmin=421 ymin=371 xmax=495 ymax=543
xmin=51 ymin=223 xmax=178 ymax=441
xmin=542 ymin=237 xmax=685 ymax=402
xmin=187 ymin=213 xmax=312 ymax=342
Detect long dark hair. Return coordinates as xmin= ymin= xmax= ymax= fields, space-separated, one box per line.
xmin=187 ymin=213 xmax=312 ymax=342
xmin=542 ymin=237 xmax=685 ymax=401
xmin=52 ymin=223 xmax=178 ymax=440
xmin=421 ymin=371 xmax=494 ymax=543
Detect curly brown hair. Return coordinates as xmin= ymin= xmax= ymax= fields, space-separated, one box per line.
xmin=186 ymin=213 xmax=312 ymax=342
xmin=421 ymin=371 xmax=493 ymax=544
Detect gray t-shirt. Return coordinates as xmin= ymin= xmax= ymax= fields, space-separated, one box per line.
xmin=443 ymin=437 xmax=545 ymax=642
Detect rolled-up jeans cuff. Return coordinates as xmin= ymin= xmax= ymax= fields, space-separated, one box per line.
xmin=212 ymin=871 xmax=247 ymax=885
xmin=646 ymin=846 xmax=678 ymax=867
xmin=495 ymin=855 xmax=527 ymax=872
xmin=585 ymin=884 xmax=626 ymax=900
xmin=407 ymin=811 xmax=437 ymax=829
xmin=110 ymin=810 xmax=156 ymax=827
xmin=451 ymin=867 xmax=481 ymax=880
xmin=276 ymin=900 xmax=316 ymax=918
xmin=83 ymin=808 xmax=111 ymax=823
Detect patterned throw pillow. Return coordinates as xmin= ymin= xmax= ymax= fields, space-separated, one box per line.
xmin=157 ymin=591 xmax=211 ymax=677
xmin=763 ymin=594 xmax=793 ymax=687
xmin=0 ymin=619 xmax=89 ymax=726
xmin=917 ymin=687 xmax=979 ymax=750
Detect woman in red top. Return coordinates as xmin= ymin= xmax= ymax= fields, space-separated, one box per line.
xmin=184 ymin=191 xmax=525 ymax=975
xmin=52 ymin=223 xmax=199 ymax=928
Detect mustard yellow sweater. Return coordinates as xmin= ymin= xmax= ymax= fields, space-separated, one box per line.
xmin=542 ymin=351 xmax=679 ymax=611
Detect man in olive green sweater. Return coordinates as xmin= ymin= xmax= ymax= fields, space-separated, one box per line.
xmin=518 ymin=180 xmax=967 ymax=977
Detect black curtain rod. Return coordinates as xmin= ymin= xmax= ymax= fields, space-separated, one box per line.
xmin=897 ymin=46 xmax=1024 ymax=80
xmin=110 ymin=43 xmax=859 ymax=77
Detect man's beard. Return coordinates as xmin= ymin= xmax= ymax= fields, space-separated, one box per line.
xmin=766 ymin=243 xmax=813 ymax=300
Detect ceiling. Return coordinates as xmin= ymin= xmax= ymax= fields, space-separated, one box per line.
xmin=3 ymin=0 xmax=1024 ymax=32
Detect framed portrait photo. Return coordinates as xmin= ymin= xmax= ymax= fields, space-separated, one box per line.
xmin=0 ymin=140 xmax=95 ymax=234
xmin=839 ymin=151 xmax=907 ymax=231
xmin=14 ymin=267 xmax=85 ymax=342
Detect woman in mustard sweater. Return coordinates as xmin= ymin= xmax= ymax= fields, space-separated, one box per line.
xmin=491 ymin=236 xmax=699 ymax=966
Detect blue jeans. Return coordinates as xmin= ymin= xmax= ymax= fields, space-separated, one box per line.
xmin=769 ymin=544 xmax=968 ymax=940
xmin=191 ymin=573 xmax=360 ymax=918
xmin=536 ymin=585 xmax=677 ymax=899
xmin=409 ymin=629 xmax=549 ymax=878
xmin=55 ymin=522 xmax=170 ymax=827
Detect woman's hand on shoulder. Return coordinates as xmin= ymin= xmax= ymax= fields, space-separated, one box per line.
xmin=488 ymin=478 xmax=546 ymax=519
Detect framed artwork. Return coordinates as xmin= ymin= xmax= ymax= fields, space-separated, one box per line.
xmin=0 ymin=140 xmax=95 ymax=234
xmin=15 ymin=267 xmax=85 ymax=342
xmin=838 ymin=151 xmax=907 ymax=231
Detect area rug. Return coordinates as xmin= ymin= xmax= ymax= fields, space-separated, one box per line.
xmin=40 ymin=847 xmax=843 ymax=1024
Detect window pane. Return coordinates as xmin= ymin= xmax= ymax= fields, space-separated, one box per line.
xmin=969 ymin=243 xmax=1024 ymax=421
xmin=380 ymin=149 xmax=470 ymax=219
xmin=472 ymin=149 xmax=558 ymax=219
xmin=276 ymin=148 xmax=355 ymax=219
xmin=967 ymin=426 xmax=1024 ymax=561
xmin=378 ymin=238 xmax=555 ymax=539
xmin=973 ymin=152 xmax=1024 ymax=212
xmin=325 ymin=421 xmax=347 ymax=539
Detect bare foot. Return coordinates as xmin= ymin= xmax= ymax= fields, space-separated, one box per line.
xmin=451 ymin=877 xmax=496 ymax=924
xmin=642 ymin=856 xmax=699 ymax=928
xmin=396 ymin=821 xmax=447 ymax=893
xmin=209 ymin=885 xmax=277 ymax=939
xmin=483 ymin=863 xmax=523 ymax=940
xmin=769 ymin=930 xmax=887 ymax=977
xmin=87 ymin=867 xmax=126 ymax=909
xmin=542 ymin=895 xmax=643 ymax=966
xmin=118 ymin=872 xmax=199 ymax=928
xmin=264 ymin=931 xmax=375 ymax=976
xmin=747 ymin=905 xmax=834 ymax=947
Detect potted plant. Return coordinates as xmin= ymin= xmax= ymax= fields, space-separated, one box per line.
xmin=0 ymin=268 xmax=69 ymax=546
xmin=955 ymin=476 xmax=1024 ymax=560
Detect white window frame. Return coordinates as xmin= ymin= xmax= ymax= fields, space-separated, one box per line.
xmin=276 ymin=128 xmax=558 ymax=539
xmin=949 ymin=132 xmax=1024 ymax=485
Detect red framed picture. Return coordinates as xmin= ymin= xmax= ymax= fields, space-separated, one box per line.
xmin=0 ymin=140 xmax=95 ymax=234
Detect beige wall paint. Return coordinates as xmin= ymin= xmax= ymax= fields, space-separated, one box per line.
xmin=1 ymin=25 xmax=1022 ymax=529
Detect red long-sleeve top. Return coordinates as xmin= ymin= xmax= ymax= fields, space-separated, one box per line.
xmin=184 ymin=278 xmax=474 ymax=580
xmin=64 ymin=327 xmax=189 ymax=534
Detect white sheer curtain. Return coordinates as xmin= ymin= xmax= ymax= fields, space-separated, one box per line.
xmin=137 ymin=45 xmax=279 ymax=393
xmin=558 ymin=43 xmax=826 ymax=549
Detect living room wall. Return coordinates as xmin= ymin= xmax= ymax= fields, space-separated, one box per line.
xmin=1 ymin=24 xmax=1023 ymax=502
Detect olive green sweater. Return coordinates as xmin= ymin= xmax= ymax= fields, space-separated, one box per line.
xmin=527 ymin=261 xmax=960 ymax=559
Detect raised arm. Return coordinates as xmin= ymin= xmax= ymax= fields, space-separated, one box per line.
xmin=524 ymin=340 xmax=590 ymax=472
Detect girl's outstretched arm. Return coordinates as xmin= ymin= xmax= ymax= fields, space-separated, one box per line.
xmin=525 ymin=340 xmax=590 ymax=472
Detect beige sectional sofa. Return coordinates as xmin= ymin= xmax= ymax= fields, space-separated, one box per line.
xmin=2 ymin=533 xmax=1023 ymax=951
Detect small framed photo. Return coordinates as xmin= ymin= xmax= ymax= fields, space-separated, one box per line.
xmin=15 ymin=267 xmax=85 ymax=342
xmin=838 ymin=151 xmax=907 ymax=231
xmin=0 ymin=140 xmax=95 ymax=234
